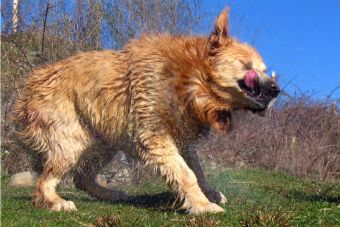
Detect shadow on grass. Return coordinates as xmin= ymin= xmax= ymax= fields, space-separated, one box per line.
xmin=286 ymin=189 xmax=340 ymax=204
xmin=125 ymin=192 xmax=176 ymax=211
xmin=10 ymin=191 xmax=178 ymax=212
xmin=62 ymin=191 xmax=178 ymax=212
xmin=266 ymin=185 xmax=340 ymax=204
xmin=8 ymin=195 xmax=33 ymax=201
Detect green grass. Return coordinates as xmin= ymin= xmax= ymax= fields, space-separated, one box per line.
xmin=2 ymin=169 xmax=340 ymax=226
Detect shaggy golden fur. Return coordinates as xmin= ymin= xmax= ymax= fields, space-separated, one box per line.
xmin=12 ymin=8 xmax=279 ymax=214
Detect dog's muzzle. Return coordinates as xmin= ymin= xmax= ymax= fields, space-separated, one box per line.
xmin=239 ymin=70 xmax=280 ymax=111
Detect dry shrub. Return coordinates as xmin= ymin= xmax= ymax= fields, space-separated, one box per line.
xmin=198 ymin=96 xmax=340 ymax=180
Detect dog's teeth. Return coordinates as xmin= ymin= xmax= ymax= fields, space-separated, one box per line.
xmin=271 ymin=71 xmax=276 ymax=81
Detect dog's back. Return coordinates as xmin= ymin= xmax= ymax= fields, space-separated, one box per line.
xmin=12 ymin=50 xmax=132 ymax=145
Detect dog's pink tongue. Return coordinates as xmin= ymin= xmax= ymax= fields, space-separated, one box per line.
xmin=244 ymin=70 xmax=258 ymax=90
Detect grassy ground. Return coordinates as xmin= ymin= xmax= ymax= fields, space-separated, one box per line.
xmin=1 ymin=168 xmax=340 ymax=226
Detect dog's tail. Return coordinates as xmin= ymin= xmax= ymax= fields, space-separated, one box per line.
xmin=11 ymin=92 xmax=49 ymax=156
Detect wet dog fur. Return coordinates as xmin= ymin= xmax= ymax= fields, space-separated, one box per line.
xmin=12 ymin=8 xmax=279 ymax=214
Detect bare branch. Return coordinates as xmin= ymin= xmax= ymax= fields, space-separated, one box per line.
xmin=41 ymin=2 xmax=50 ymax=57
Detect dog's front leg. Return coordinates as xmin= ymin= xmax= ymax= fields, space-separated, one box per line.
xmin=136 ymin=133 xmax=224 ymax=214
xmin=181 ymin=146 xmax=227 ymax=204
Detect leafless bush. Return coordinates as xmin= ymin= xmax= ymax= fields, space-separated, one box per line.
xmin=198 ymin=96 xmax=340 ymax=180
xmin=102 ymin=0 xmax=204 ymax=48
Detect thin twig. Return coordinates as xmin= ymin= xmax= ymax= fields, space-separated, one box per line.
xmin=41 ymin=2 xmax=50 ymax=58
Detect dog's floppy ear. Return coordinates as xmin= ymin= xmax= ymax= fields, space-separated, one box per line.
xmin=208 ymin=7 xmax=230 ymax=53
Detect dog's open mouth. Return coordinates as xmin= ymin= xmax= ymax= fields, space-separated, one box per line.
xmin=238 ymin=70 xmax=280 ymax=111
xmin=238 ymin=71 xmax=266 ymax=104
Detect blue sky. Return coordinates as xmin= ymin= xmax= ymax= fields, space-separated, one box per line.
xmin=200 ymin=0 xmax=340 ymax=100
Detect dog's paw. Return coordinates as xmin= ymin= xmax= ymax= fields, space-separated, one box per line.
xmin=188 ymin=202 xmax=224 ymax=214
xmin=49 ymin=200 xmax=77 ymax=211
xmin=203 ymin=188 xmax=228 ymax=204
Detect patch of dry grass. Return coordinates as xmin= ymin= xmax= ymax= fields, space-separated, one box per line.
xmin=95 ymin=215 xmax=124 ymax=227
xmin=240 ymin=209 xmax=292 ymax=227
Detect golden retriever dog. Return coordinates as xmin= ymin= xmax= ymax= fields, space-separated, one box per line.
xmin=12 ymin=7 xmax=279 ymax=214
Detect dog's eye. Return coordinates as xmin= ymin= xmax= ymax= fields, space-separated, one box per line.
xmin=240 ymin=61 xmax=253 ymax=70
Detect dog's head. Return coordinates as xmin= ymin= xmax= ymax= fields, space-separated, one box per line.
xmin=201 ymin=8 xmax=280 ymax=132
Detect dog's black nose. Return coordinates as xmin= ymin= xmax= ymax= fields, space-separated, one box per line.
xmin=269 ymin=82 xmax=280 ymax=97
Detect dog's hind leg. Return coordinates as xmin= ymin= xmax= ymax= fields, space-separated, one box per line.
xmin=34 ymin=120 xmax=90 ymax=211
xmin=73 ymin=145 xmax=128 ymax=202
